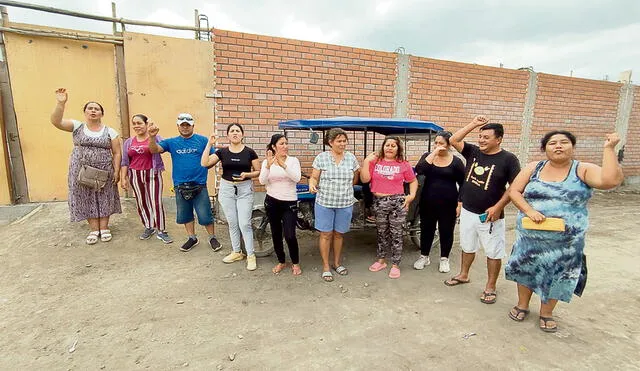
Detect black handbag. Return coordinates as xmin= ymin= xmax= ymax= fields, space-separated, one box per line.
xmin=574 ymin=254 xmax=588 ymax=297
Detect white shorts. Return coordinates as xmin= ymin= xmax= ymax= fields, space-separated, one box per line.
xmin=459 ymin=207 xmax=506 ymax=259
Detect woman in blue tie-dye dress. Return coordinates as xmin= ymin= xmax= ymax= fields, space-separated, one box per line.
xmin=505 ymin=131 xmax=624 ymax=333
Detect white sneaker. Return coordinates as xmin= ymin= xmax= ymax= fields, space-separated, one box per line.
xmin=246 ymin=254 xmax=257 ymax=271
xmin=413 ymin=255 xmax=430 ymax=270
xmin=223 ymin=251 xmax=246 ymax=264
xmin=439 ymin=257 xmax=450 ymax=273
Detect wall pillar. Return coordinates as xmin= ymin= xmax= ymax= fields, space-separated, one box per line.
xmin=393 ymin=53 xmax=410 ymax=118
xmin=517 ymin=70 xmax=538 ymax=164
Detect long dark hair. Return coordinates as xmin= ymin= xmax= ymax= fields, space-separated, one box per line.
xmin=267 ymin=133 xmax=286 ymax=153
xmin=376 ymin=136 xmax=404 ymax=162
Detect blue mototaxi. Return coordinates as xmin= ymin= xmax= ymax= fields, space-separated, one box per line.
xmin=276 ymin=116 xmax=444 ymax=249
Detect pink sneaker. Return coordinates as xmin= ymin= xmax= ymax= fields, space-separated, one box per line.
xmin=389 ymin=266 xmax=401 ymax=279
xmin=369 ymin=261 xmax=387 ymax=272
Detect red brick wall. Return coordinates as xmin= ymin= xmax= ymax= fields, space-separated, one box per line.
xmin=213 ymin=29 xmax=638 ymax=178
xmin=214 ymin=29 xmax=396 ymax=170
xmin=624 ymin=86 xmax=640 ymax=176
xmin=409 ymin=57 xmax=529 ymax=155
xmin=530 ymin=74 xmax=621 ymax=164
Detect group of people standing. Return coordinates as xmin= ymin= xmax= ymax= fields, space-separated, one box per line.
xmin=51 ymin=88 xmax=624 ymax=334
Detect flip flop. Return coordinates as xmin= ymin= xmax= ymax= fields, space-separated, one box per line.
xmin=444 ymin=277 xmax=470 ymax=286
xmin=272 ymin=263 xmax=287 ymax=274
xmin=332 ymin=265 xmax=348 ymax=276
xmin=508 ymin=306 xmax=530 ymax=322
xmin=291 ymin=264 xmax=302 ymax=276
xmin=321 ymin=271 xmax=334 ymax=282
xmin=480 ymin=291 xmax=497 ymax=304
xmin=539 ymin=316 xmax=558 ymax=333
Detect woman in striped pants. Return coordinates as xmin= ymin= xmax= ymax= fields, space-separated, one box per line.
xmin=121 ymin=114 xmax=172 ymax=243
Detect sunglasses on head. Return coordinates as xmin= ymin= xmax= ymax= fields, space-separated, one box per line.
xmin=178 ymin=116 xmax=193 ymax=121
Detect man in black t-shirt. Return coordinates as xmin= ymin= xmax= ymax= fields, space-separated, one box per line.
xmin=443 ymin=115 xmax=521 ymax=305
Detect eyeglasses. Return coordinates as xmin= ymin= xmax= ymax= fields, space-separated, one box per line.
xmin=177 ymin=115 xmax=193 ymax=121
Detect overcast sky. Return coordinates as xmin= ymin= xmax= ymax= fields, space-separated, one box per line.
xmin=6 ymin=0 xmax=639 ymax=82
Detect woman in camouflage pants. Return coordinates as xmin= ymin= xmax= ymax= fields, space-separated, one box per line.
xmin=361 ymin=136 xmax=418 ymax=279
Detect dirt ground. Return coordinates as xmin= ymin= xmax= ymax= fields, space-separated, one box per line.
xmin=1 ymin=190 xmax=639 ymax=370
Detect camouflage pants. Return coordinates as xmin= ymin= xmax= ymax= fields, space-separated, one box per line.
xmin=373 ymin=195 xmax=406 ymax=265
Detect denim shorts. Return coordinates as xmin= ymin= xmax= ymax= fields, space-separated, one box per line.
xmin=314 ymin=202 xmax=353 ymax=233
xmin=175 ymin=184 xmax=214 ymax=226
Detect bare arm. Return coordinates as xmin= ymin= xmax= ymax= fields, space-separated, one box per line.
xmin=50 ymin=88 xmax=75 ymax=132
xmin=486 ymin=187 xmax=513 ymax=221
xmin=309 ymin=168 xmax=321 ymax=193
xmin=402 ymin=178 xmax=418 ymax=209
xmin=508 ymin=162 xmax=545 ymax=222
xmin=201 ymin=143 xmax=220 ymax=167
xmin=201 ymin=132 xmax=221 ymax=167
xmin=580 ymin=133 xmax=624 ymax=190
xmin=353 ymin=169 xmax=360 ymax=185
xmin=240 ymin=158 xmax=262 ymax=179
xmin=111 ymin=137 xmax=122 ymax=184
xmin=450 ymin=115 xmax=488 ymax=153
xmin=148 ymin=134 xmax=164 ymax=154
xmin=120 ymin=166 xmax=129 ymax=190
xmin=359 ymin=153 xmax=377 ymax=183
xmin=147 ymin=123 xmax=165 ymax=154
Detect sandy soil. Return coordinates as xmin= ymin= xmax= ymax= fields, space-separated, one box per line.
xmin=1 ymin=191 xmax=639 ymax=370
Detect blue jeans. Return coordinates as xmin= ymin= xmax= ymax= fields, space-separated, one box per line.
xmin=218 ymin=179 xmax=254 ymax=255
xmin=175 ymin=185 xmax=213 ymax=226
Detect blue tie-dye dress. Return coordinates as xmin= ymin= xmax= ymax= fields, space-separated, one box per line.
xmin=505 ymin=160 xmax=592 ymax=303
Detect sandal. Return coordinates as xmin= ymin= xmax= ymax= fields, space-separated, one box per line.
xmin=539 ymin=316 xmax=558 ymax=333
xmin=272 ymin=263 xmax=287 ymax=274
xmin=480 ymin=291 xmax=497 ymax=304
xmin=100 ymin=229 xmax=112 ymax=242
xmin=388 ymin=266 xmax=401 ymax=279
xmin=369 ymin=261 xmax=387 ymax=272
xmin=86 ymin=231 xmax=100 ymax=245
xmin=508 ymin=306 xmax=530 ymax=322
xmin=321 ymin=271 xmax=333 ymax=282
xmin=444 ymin=277 xmax=470 ymax=286
xmin=332 ymin=265 xmax=348 ymax=276
xmin=291 ymin=264 xmax=302 ymax=276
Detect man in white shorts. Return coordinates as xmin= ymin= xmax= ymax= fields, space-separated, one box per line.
xmin=444 ymin=115 xmax=521 ymax=304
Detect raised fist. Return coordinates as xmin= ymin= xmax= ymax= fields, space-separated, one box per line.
xmin=148 ymin=122 xmax=159 ymax=136
xmin=604 ymin=132 xmax=620 ymax=149
xmin=472 ymin=115 xmax=488 ymax=127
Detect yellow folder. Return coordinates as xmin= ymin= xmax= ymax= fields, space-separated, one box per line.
xmin=521 ymin=217 xmax=565 ymax=232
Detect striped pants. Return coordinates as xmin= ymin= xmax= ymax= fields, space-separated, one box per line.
xmin=129 ymin=169 xmax=166 ymax=231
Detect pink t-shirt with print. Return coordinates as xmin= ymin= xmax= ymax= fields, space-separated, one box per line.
xmin=369 ymin=159 xmax=416 ymax=195
xmin=128 ymin=137 xmax=153 ymax=170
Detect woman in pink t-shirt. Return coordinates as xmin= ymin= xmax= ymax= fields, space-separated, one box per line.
xmin=360 ymin=136 xmax=418 ymax=278
xmin=120 ymin=114 xmax=172 ymax=243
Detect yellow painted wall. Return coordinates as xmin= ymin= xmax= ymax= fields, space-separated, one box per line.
xmin=4 ymin=27 xmax=118 ymax=201
xmin=0 ymin=113 xmax=11 ymax=204
xmin=123 ymin=32 xmax=215 ymax=196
